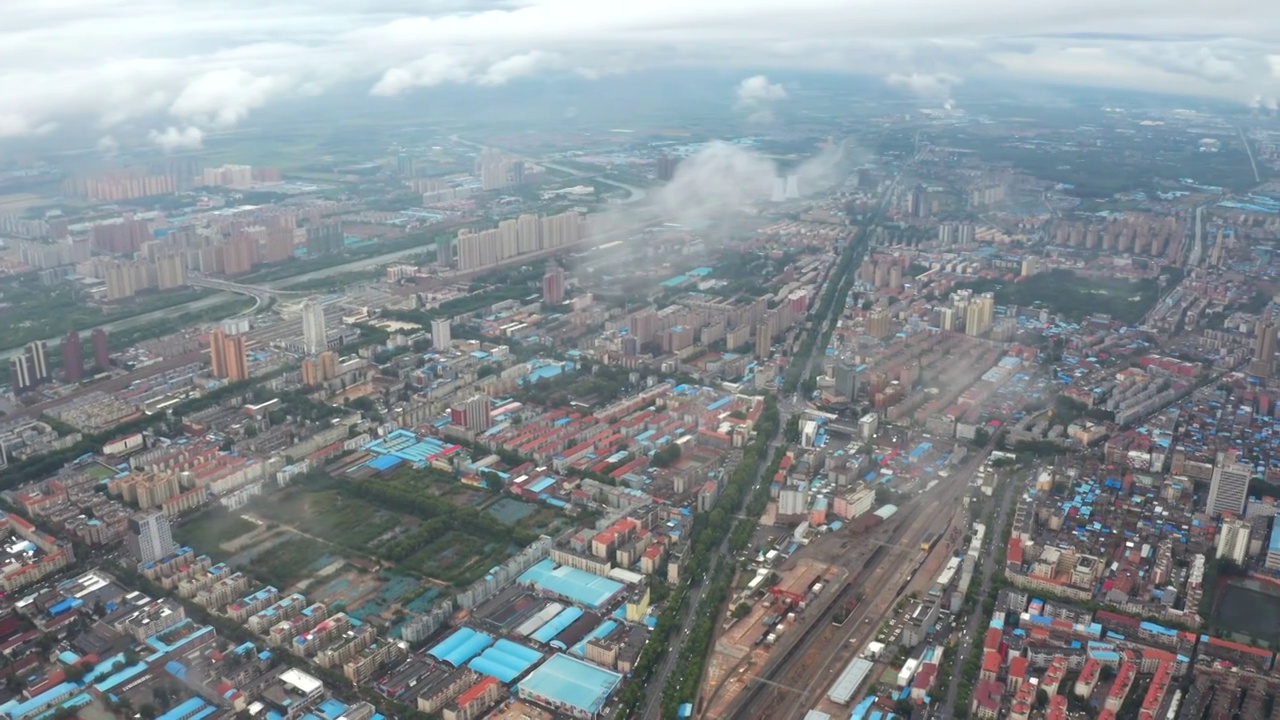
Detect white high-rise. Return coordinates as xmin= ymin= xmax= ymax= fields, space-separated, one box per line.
xmin=431 ymin=318 xmax=451 ymax=351
xmin=127 ymin=510 xmax=176 ymax=565
xmin=1208 ymin=450 xmax=1252 ymax=518
xmin=301 ymin=300 xmax=327 ymax=355
xmin=1216 ymin=517 xmax=1251 ymax=565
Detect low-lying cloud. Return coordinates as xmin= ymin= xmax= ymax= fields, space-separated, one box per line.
xmin=735 ymin=75 xmax=789 ymax=123
xmin=148 ymin=126 xmax=204 ymax=152
xmin=4 ymin=0 xmax=1280 ymax=144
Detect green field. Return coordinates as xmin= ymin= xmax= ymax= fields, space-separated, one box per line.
xmin=246 ymin=537 xmax=332 ymax=589
xmin=0 ymin=274 xmax=212 ymax=352
xmin=173 ymin=509 xmax=258 ymax=554
xmin=249 ymin=487 xmax=401 ymax=550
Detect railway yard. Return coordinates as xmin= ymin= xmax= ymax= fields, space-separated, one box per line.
xmin=702 ymin=440 xmax=999 ymax=720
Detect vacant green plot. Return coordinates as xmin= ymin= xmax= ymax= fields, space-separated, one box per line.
xmin=82 ymin=463 xmax=117 ymax=481
xmin=402 ymin=532 xmax=512 ymax=587
xmin=246 ymin=537 xmax=331 ymax=589
xmin=486 ymin=497 xmax=537 ymax=525
xmin=174 ymin=510 xmax=257 ymax=555
xmin=251 ymin=488 xmax=400 ymax=551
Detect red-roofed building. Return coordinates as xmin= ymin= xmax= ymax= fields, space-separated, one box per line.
xmin=1007 ymin=537 xmax=1023 ymax=569
xmin=984 ymin=627 xmax=1002 ymax=652
xmin=1105 ymin=662 xmax=1136 ymax=712
xmin=910 ymin=663 xmax=937 ymax=700
xmin=1075 ymin=658 xmax=1102 ymax=697
xmin=1007 ymin=655 xmax=1029 ymax=693
xmin=1046 ymin=695 xmax=1068 ymax=720
xmin=980 ymin=650 xmax=1001 ymax=681
xmin=444 ymin=675 xmax=502 ymax=720
xmin=972 ymin=679 xmax=1004 ymax=720
xmin=1137 ymin=660 xmax=1174 ymax=720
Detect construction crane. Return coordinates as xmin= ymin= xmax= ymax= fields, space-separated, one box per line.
xmin=768 ymin=586 xmax=807 ymax=606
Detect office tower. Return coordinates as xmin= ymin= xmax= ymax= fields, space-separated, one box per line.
xmin=1215 ymin=517 xmax=1251 ymax=565
xmin=301 ymin=300 xmax=327 ymax=355
xmin=127 ymin=510 xmax=176 ymax=565
xmin=25 ymin=342 xmax=49 ymax=384
xmin=1251 ymin=321 xmax=1276 ymax=378
xmin=542 ymin=266 xmax=566 ymax=305
xmin=431 ymin=318 xmax=451 ymax=351
xmin=450 ymin=394 xmax=491 ymax=432
xmin=1208 ymin=450 xmax=1252 ymax=518
xmin=62 ymin=332 xmax=83 ymax=383
xmin=92 ymin=329 xmax=110 ymax=369
xmin=208 ymin=330 xmax=249 ymax=382
xmin=657 ymin=155 xmax=679 ymax=182
xmin=835 ymin=360 xmax=858 ymax=402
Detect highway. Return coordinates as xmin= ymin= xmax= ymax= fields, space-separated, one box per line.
xmin=449 ymin=135 xmax=648 ymax=206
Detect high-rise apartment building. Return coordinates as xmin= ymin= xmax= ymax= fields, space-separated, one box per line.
xmin=154 ymin=254 xmax=188 ymax=290
xmin=9 ymin=357 xmax=32 ymax=392
xmin=24 ymin=342 xmax=49 ymax=385
xmin=450 ymin=395 xmax=491 ymax=432
xmin=1208 ymin=450 xmax=1252 ymax=518
xmin=92 ymin=329 xmax=111 ymax=370
xmin=542 ymin=266 xmax=566 ymax=305
xmin=1251 ymin=321 xmax=1276 ymax=378
xmin=127 ymin=510 xmax=176 ymax=565
xmin=63 ymin=331 xmax=83 ymax=383
xmin=835 ymin=360 xmax=859 ymax=402
xmin=431 ymin=318 xmax=451 ymax=351
xmin=301 ymin=300 xmax=327 ymax=355
xmin=657 ymin=155 xmax=680 ymax=182
xmin=867 ymin=308 xmax=892 ymax=339
xmin=1216 ymin=517 xmax=1251 ymax=565
xmin=319 ymin=351 xmax=338 ymax=381
xmin=208 ymin=330 xmax=249 ymax=382
xmin=965 ymin=293 xmax=995 ymax=337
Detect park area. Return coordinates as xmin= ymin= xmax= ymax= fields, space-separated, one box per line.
xmin=1213 ymin=578 xmax=1280 ymax=648
xmin=173 ymin=469 xmax=570 ymax=621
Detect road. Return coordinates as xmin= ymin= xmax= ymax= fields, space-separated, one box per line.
xmin=450 ymin=135 xmax=649 ymax=206
xmin=0 ymin=235 xmax=447 ymax=363
xmin=939 ymin=466 xmax=1021 ymax=720
xmin=1239 ymin=127 xmax=1262 ymax=184
xmin=638 ymin=428 xmax=787 ymax=720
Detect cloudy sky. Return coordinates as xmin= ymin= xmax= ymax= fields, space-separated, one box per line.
xmin=4 ymin=0 xmax=1280 ymax=148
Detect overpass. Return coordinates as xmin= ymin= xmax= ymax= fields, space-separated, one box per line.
xmin=187 ymin=276 xmax=309 ymax=316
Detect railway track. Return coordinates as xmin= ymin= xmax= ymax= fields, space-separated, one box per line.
xmin=729 ymin=504 xmax=926 ymax=718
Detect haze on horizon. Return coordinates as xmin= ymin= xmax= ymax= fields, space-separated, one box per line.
xmin=3 ymin=0 xmax=1280 ymax=152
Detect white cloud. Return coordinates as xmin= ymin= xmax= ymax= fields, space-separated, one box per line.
xmin=735 ymin=75 xmax=788 ymax=123
xmin=2 ymin=0 xmax=1280 ymax=138
xmin=886 ymin=72 xmax=962 ymax=102
xmin=96 ymin=135 xmax=119 ymax=154
xmin=736 ymin=75 xmax=788 ymax=104
xmin=148 ymin=126 xmax=204 ymax=152
xmin=169 ymin=69 xmax=291 ymax=127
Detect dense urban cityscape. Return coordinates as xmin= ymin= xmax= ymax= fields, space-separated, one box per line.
xmin=5 ymin=5 xmax=1280 ymax=720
